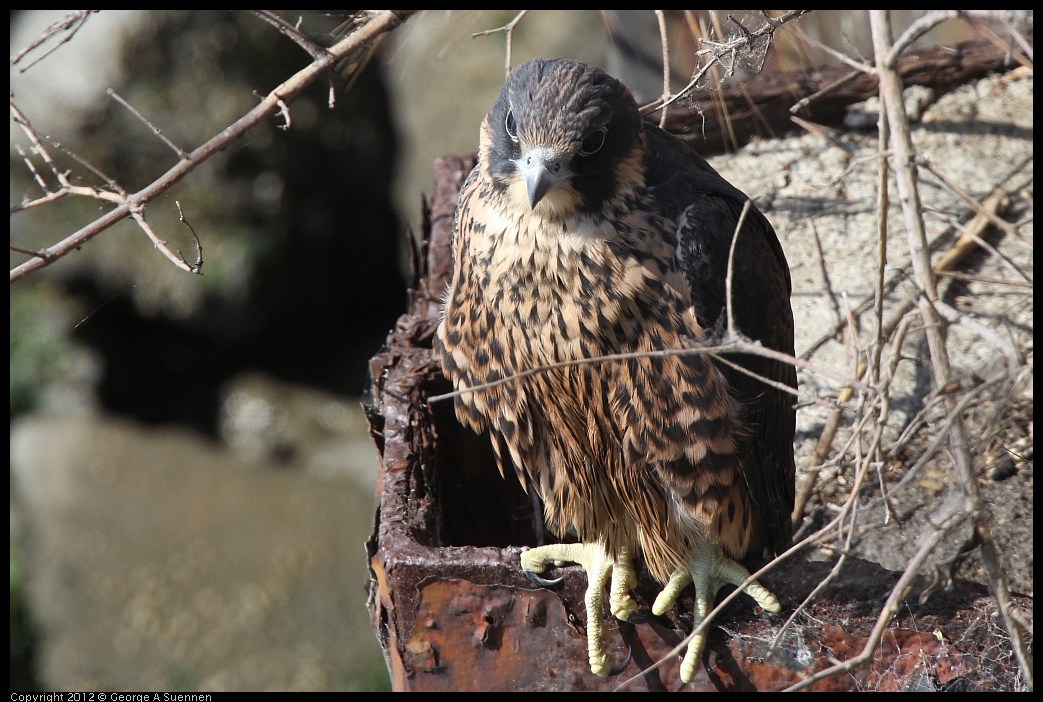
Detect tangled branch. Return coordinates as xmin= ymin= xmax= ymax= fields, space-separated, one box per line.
xmin=10 ymin=9 xmax=416 ymax=284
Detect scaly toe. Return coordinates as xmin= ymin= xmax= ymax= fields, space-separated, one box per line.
xmin=609 ymin=594 xmax=639 ymax=621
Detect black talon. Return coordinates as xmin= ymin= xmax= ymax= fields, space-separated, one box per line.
xmin=608 ymin=644 xmax=633 ymax=676
xmin=525 ymin=570 xmax=564 ymax=587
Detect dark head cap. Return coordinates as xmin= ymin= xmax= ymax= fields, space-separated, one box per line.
xmin=481 ymin=58 xmax=644 ymax=215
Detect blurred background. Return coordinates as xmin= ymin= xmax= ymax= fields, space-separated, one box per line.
xmin=9 ymin=10 xmax=1003 ymax=692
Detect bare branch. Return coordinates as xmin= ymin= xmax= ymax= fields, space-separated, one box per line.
xmin=129 ymin=205 xmax=198 ymax=275
xmin=962 ymin=14 xmax=1033 ymax=70
xmin=10 ymin=98 xmax=73 ymax=187
xmin=783 ymin=508 xmax=967 ymax=691
xmin=804 ymin=150 xmax=1033 ymax=360
xmin=931 ymin=298 xmax=1022 ymax=368
xmin=642 ymin=10 xmax=810 ymax=118
xmin=10 ymin=10 xmax=97 ymax=73
xmin=932 ymin=269 xmax=1032 ymax=288
xmin=617 ymin=438 xmax=882 ymax=690
xmin=10 ymin=99 xmax=125 ymax=214
xmin=655 ymin=10 xmax=670 ymax=127
xmin=10 ymin=245 xmax=54 ymax=261
xmin=933 ymin=189 xmax=1011 ymax=271
xmin=885 ymin=10 xmax=963 ymax=67
xmin=106 ymin=89 xmax=189 ymax=159
xmin=789 ymin=25 xmax=875 ymax=75
xmin=426 ymin=335 xmax=871 ymax=405
xmin=725 ymin=199 xmax=753 ymax=338
xmin=14 ymin=144 xmax=51 ymax=196
xmin=472 ymin=10 xmax=529 ymax=78
xmin=249 ymin=10 xmax=330 ymax=60
xmin=11 ymin=10 xmax=416 ymax=284
xmin=872 ymin=10 xmax=1032 ymax=689
xmin=709 ymin=352 xmax=799 ymax=397
xmin=275 ymin=97 xmax=292 ymax=131
xmin=40 ymin=135 xmax=125 ymax=195
xmin=775 ymin=483 xmax=861 ymax=655
xmin=790 ymin=68 xmax=861 ymax=115
xmin=919 ymin=155 xmax=1033 ymax=244
xmin=872 ymin=95 xmax=890 ymax=384
xmin=175 ymin=200 xmax=203 ymax=274
xmin=889 ymin=371 xmax=1011 ymax=495
xmin=932 ymin=210 xmax=1031 ymax=284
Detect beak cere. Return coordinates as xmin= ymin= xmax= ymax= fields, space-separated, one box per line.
xmin=516 ymin=146 xmax=571 ymax=209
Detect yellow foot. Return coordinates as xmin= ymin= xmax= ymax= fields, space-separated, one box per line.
xmin=652 ymin=543 xmax=780 ymax=684
xmin=521 ymin=543 xmax=637 ymax=677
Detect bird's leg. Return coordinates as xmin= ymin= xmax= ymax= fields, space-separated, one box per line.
xmin=521 ymin=543 xmax=637 ymax=676
xmin=652 ymin=542 xmax=780 ymax=684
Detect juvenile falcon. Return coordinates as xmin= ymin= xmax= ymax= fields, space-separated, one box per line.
xmin=435 ymin=58 xmax=796 ymax=683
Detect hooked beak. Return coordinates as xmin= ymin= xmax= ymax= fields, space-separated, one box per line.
xmin=515 ymin=146 xmax=571 ymax=209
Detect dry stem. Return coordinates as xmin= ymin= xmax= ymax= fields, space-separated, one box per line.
xmin=10 ymin=10 xmax=416 ymax=284
xmin=641 ymin=10 xmax=810 ymax=118
xmin=869 ymin=10 xmax=1031 ymax=690
xmin=472 ymin=10 xmax=529 ymax=78
xmin=10 ymin=10 xmax=97 ymax=72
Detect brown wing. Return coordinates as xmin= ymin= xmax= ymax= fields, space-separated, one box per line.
xmin=643 ymin=124 xmax=797 ymax=558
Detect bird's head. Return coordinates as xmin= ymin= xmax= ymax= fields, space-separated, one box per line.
xmin=479 ymin=58 xmax=645 ymax=219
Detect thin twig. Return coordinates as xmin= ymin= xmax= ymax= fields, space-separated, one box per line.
xmin=708 ymin=353 xmax=799 ymax=397
xmin=725 ymin=199 xmax=753 ymax=338
xmin=783 ymin=508 xmax=967 ymax=691
xmin=928 ymin=205 xmax=1032 ymax=283
xmin=790 ymin=115 xmax=858 ymax=156
xmin=616 ymin=439 xmax=880 ymax=690
xmin=885 ymin=10 xmax=963 ymax=66
xmin=39 ymin=135 xmax=124 ymax=195
xmin=933 ymin=269 xmax=1032 ymax=288
xmin=872 ymin=93 xmax=890 ymax=385
xmin=249 ymin=10 xmax=330 ymax=59
xmin=887 ymin=372 xmax=1008 ymax=495
xmin=275 ymin=97 xmax=292 ymax=131
xmin=11 ymin=10 xmax=416 ymax=284
xmin=426 ymin=337 xmax=870 ymax=405
xmin=776 ymin=484 xmax=861 ymax=654
xmin=107 ymin=89 xmax=189 ymax=159
xmin=811 ymin=220 xmax=842 ymax=329
xmin=129 ymin=205 xmax=199 ymax=275
xmin=962 ymin=15 xmax=1034 ymax=70
xmin=472 ymin=10 xmax=529 ymax=78
xmin=10 ymin=101 xmax=125 ymax=214
xmin=14 ymin=144 xmax=50 ymax=196
xmin=10 ymin=100 xmax=72 ymax=187
xmin=10 ymin=10 xmax=97 ymax=72
xmin=804 ymin=153 xmax=1030 ymax=360
xmin=790 ymin=69 xmax=861 ymax=115
xmin=932 ymin=190 xmax=1011 ymax=271
xmin=642 ymin=10 xmax=809 ymax=117
xmin=919 ymin=156 xmax=1032 ymax=245
xmin=872 ymin=11 xmax=1032 ymax=689
xmin=931 ymin=298 xmax=1022 ymax=368
xmin=789 ymin=26 xmax=875 ymax=75
xmin=10 ymin=245 xmax=53 ymax=260
xmin=655 ymin=10 xmax=670 ymax=128
xmin=175 ymin=200 xmax=203 ymax=274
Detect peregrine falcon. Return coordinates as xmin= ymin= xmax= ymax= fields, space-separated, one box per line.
xmin=435 ymin=57 xmax=796 ymax=683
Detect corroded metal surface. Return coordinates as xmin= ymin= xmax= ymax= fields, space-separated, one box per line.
xmin=364 ymin=154 xmax=1032 ymax=691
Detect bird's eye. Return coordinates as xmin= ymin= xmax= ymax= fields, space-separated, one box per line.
xmin=505 ymin=109 xmax=518 ymax=141
xmin=579 ymin=128 xmax=607 ymax=156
